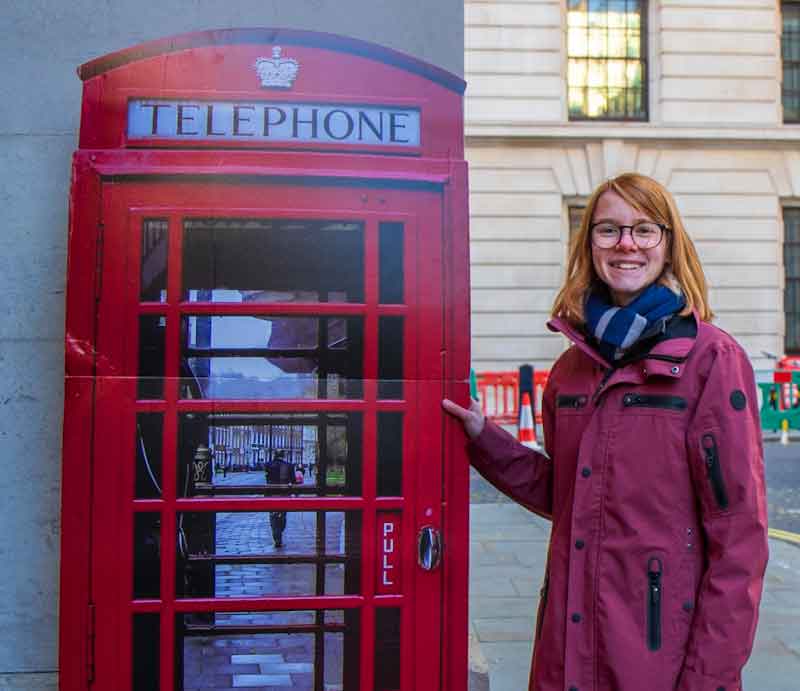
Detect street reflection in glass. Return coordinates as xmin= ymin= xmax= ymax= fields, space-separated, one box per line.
xmin=180 ymin=316 xmax=363 ymax=400
xmin=177 ymin=412 xmax=362 ymax=497
xmin=176 ymin=609 xmax=359 ymax=691
xmin=182 ymin=218 xmax=364 ymax=303
xmin=175 ymin=511 xmax=362 ymax=598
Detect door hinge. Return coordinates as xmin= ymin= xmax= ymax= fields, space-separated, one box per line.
xmin=87 ymin=602 xmax=96 ymax=684
xmin=94 ymin=222 xmax=105 ymax=301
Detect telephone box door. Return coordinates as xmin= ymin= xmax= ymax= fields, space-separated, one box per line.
xmin=90 ymin=176 xmax=446 ymax=691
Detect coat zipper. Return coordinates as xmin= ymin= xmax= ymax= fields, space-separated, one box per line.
xmin=535 ymin=571 xmax=549 ymax=641
xmin=622 ymin=393 xmax=687 ymax=410
xmin=647 ymin=557 xmax=662 ymax=651
xmin=592 ymin=367 xmax=615 ymax=404
xmin=702 ymin=433 xmax=729 ymax=510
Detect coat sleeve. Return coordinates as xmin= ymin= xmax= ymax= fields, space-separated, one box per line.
xmin=466 ymin=371 xmax=556 ymax=519
xmin=676 ymin=343 xmax=769 ymax=691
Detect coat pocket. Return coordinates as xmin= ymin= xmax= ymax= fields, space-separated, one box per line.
xmin=557 ymin=394 xmax=588 ymax=409
xmin=647 ymin=557 xmax=663 ymax=651
xmin=622 ymin=393 xmax=687 ymax=410
xmin=701 ymin=433 xmax=729 ymax=510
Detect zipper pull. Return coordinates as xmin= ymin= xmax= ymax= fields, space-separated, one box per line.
xmin=702 ymin=433 xmax=729 ymax=509
xmin=648 ymin=556 xmax=662 ymax=600
xmin=592 ymin=367 xmax=614 ymax=403
xmin=647 ymin=557 xmax=663 ymax=651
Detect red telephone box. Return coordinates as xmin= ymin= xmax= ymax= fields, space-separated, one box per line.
xmin=60 ymin=29 xmax=470 ymax=691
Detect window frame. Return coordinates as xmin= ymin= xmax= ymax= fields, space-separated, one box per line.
xmin=783 ymin=0 xmax=800 ymax=124
xmin=784 ymin=207 xmax=800 ymax=353
xmin=566 ymin=0 xmax=650 ymax=122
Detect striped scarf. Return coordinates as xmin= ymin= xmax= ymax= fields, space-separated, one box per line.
xmin=585 ymin=283 xmax=686 ymax=363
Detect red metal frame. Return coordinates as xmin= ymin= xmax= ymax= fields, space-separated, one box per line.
xmin=62 ymin=29 xmax=469 ymax=691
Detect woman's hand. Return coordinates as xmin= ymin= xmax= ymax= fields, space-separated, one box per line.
xmin=441 ymin=397 xmax=485 ymax=440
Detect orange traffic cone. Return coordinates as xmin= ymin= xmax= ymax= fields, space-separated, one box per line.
xmin=518 ymin=392 xmax=540 ymax=449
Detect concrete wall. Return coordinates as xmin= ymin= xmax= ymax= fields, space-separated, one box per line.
xmin=0 ymin=2 xmax=463 ymax=687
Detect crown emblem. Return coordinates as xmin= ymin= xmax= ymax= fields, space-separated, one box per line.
xmin=254 ymin=47 xmax=300 ymax=89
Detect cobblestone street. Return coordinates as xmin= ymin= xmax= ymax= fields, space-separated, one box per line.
xmin=182 ymin=472 xmax=348 ymax=691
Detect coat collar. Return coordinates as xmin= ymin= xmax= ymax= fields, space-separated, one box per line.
xmin=547 ymin=310 xmax=699 ymax=380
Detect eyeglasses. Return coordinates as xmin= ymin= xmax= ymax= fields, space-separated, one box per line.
xmin=590 ymin=222 xmax=668 ymax=249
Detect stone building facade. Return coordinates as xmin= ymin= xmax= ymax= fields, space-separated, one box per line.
xmin=465 ymin=0 xmax=799 ymax=373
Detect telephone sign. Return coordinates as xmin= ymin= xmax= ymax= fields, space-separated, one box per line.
xmin=61 ymin=28 xmax=469 ymax=691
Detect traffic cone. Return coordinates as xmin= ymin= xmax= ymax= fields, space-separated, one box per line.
xmin=781 ymin=418 xmax=790 ymax=446
xmin=518 ymin=392 xmax=540 ymax=449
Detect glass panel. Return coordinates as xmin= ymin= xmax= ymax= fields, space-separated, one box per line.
xmin=379 ymin=222 xmax=404 ymax=304
xmin=627 ymin=61 xmax=643 ymax=88
xmin=588 ymin=88 xmax=609 ymax=118
xmin=177 ymin=412 xmax=362 ymax=497
xmin=785 ymin=210 xmax=800 ymax=351
xmin=629 ymin=88 xmax=643 ymax=117
xmin=377 ymin=413 xmax=403 ymax=497
xmin=134 ymin=512 xmax=161 ymax=599
xmin=175 ymin=511 xmax=362 ymax=598
xmin=608 ymin=0 xmax=626 ymax=27
xmin=136 ymin=413 xmax=163 ymax=498
xmin=568 ymin=27 xmax=589 ymax=57
xmin=569 ymin=87 xmax=587 ymax=117
xmin=180 ymin=316 xmax=363 ymax=400
xmin=140 ymin=219 xmax=168 ymax=303
xmin=177 ymin=609 xmax=359 ymax=690
xmin=608 ymin=30 xmax=626 ymax=57
xmin=608 ymin=88 xmax=626 ymax=115
xmin=138 ymin=315 xmax=166 ymax=399
xmin=568 ymin=206 xmax=586 ymax=242
xmin=133 ymin=614 xmax=160 ymax=691
xmin=568 ymin=59 xmax=587 ymax=87
xmin=182 ymin=218 xmax=364 ymax=303
xmin=587 ymin=60 xmax=606 ymax=87
xmin=568 ymin=4 xmax=587 ymax=27
xmin=378 ymin=317 xmax=404 ymax=399
xmin=626 ymin=31 xmax=641 ymax=58
xmin=588 ymin=0 xmax=606 ymax=27
xmin=627 ymin=10 xmax=641 ymax=29
xmin=587 ymin=28 xmax=608 ymax=57
xmin=375 ymin=608 xmax=401 ymax=691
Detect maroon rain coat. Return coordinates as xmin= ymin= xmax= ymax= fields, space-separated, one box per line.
xmin=469 ymin=313 xmax=768 ymax=691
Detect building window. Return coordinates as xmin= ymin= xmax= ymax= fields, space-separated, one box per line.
xmin=783 ymin=2 xmax=800 ymax=123
xmin=567 ymin=0 xmax=647 ymax=121
xmin=785 ymin=209 xmax=800 ymax=352
xmin=568 ymin=205 xmax=586 ymax=247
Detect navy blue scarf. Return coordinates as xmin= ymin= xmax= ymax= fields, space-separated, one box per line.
xmin=585 ymin=283 xmax=685 ymax=363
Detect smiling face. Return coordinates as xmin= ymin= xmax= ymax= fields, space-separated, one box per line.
xmin=590 ymin=190 xmax=669 ymax=306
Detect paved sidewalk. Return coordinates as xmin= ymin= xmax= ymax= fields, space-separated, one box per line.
xmin=469 ymin=485 xmax=800 ymax=691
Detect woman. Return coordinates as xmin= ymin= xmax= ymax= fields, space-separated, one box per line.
xmin=443 ymin=173 xmax=768 ymax=691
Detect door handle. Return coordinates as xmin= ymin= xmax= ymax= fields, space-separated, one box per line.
xmin=417 ymin=526 xmax=442 ymax=571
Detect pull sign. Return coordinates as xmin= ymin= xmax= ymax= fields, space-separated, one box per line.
xmin=376 ymin=512 xmax=402 ymax=595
